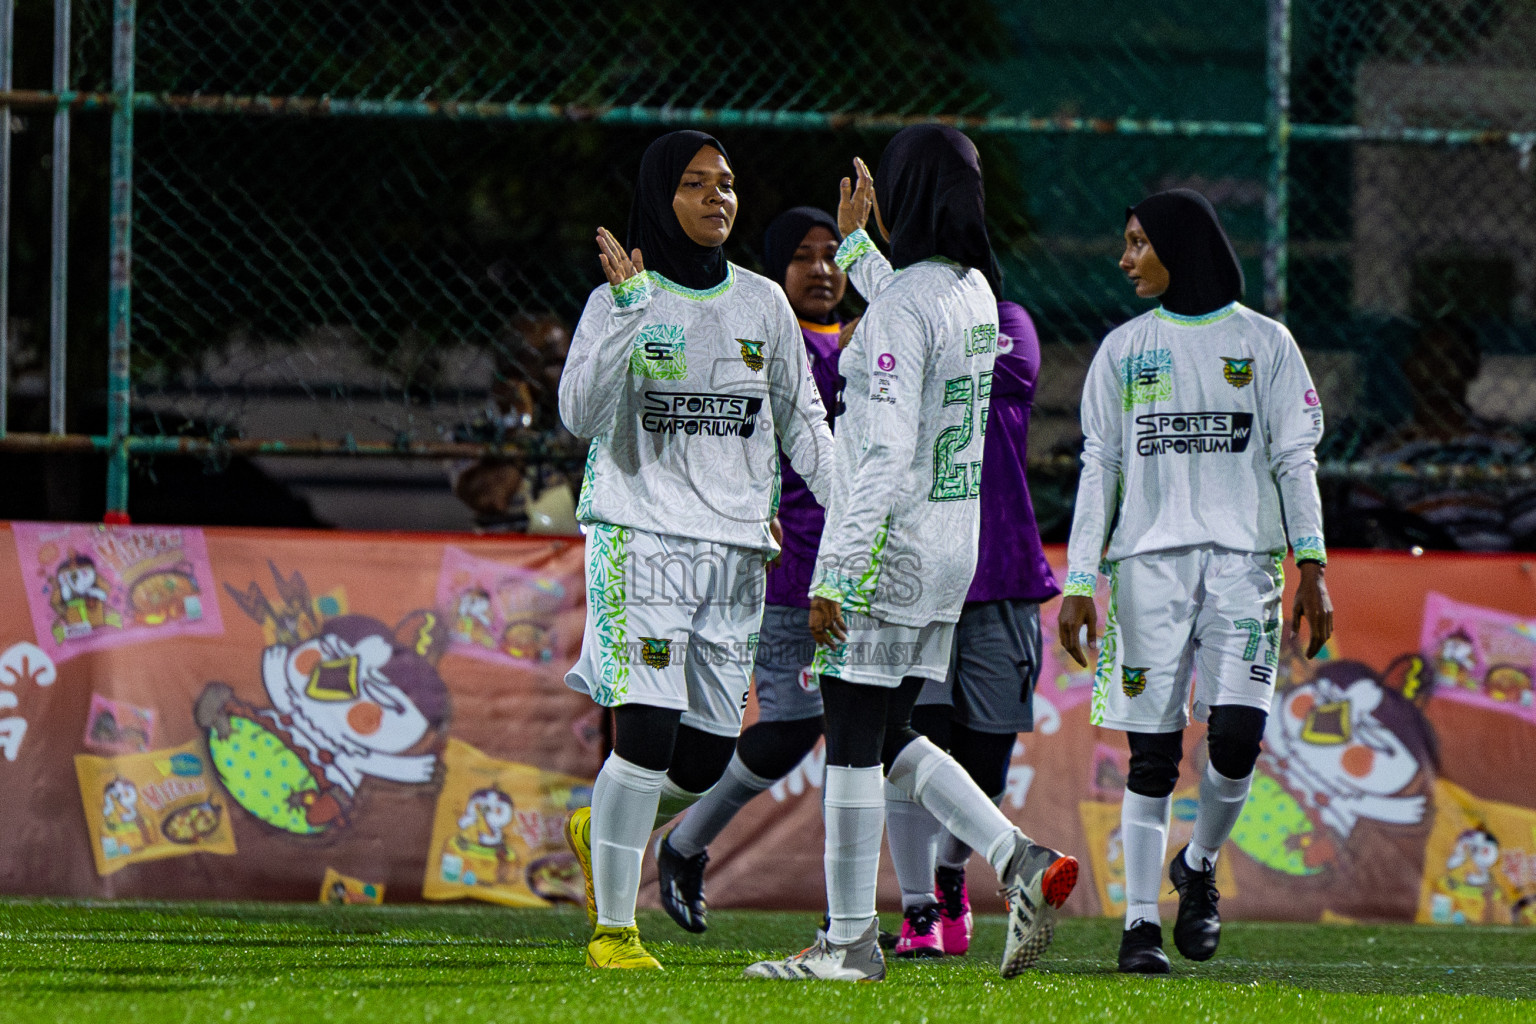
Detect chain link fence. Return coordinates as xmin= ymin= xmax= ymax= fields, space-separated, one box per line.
xmin=1 ymin=0 xmax=1533 ymax=546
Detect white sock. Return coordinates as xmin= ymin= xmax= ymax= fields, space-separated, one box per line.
xmin=591 ymin=753 xmax=666 ymax=928
xmin=824 ymin=765 xmax=885 ymax=944
xmin=887 ymin=737 xmax=1021 ymax=881
xmin=1187 ymin=762 xmax=1253 ymax=868
xmin=667 ymin=752 xmax=775 ymax=858
xmin=653 ymin=776 xmax=705 ymax=831
xmin=1121 ymin=789 xmax=1171 ymax=929
xmin=937 ymin=793 xmax=1001 ymax=870
xmin=884 ymin=780 xmax=942 ymax=910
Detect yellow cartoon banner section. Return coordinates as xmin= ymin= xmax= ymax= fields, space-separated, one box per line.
xmin=423 ymin=739 xmax=589 ymax=908
xmin=4 ymin=523 xmax=1536 ymax=927
xmin=74 ymin=739 xmax=238 ymax=875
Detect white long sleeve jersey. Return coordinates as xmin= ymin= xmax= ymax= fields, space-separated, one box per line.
xmin=559 ymin=265 xmax=835 ymax=554
xmin=1063 ymin=302 xmax=1327 ymax=597
xmin=812 ymin=233 xmax=998 ymax=627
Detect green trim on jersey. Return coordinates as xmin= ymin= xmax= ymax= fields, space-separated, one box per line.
xmin=650 ymin=266 xmax=736 ymax=301
xmin=611 ymin=273 xmax=652 ymax=309
xmin=586 ymin=523 xmax=632 ymax=707
xmin=834 ymin=229 xmax=877 ymax=272
xmin=1153 ymin=302 xmax=1240 ymax=327
xmin=1090 ymin=561 xmax=1121 ymax=727
xmin=843 ymin=514 xmax=890 ymax=615
xmin=575 ymin=438 xmax=602 ymax=523
xmin=1293 ymin=535 xmax=1327 ymax=565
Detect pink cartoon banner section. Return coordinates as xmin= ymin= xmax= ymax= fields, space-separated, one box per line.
xmin=12 ymin=523 xmax=224 ymax=663
xmin=2 ymin=523 xmax=1535 ymax=930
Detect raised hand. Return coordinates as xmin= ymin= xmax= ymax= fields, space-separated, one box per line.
xmin=596 ymin=226 xmax=645 ymax=286
xmin=837 ymin=157 xmax=876 ymax=238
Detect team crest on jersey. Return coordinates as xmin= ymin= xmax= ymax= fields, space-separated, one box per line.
xmin=1122 ymin=666 xmax=1149 ymax=698
xmin=1222 ymin=357 xmax=1254 ymax=389
xmin=737 ymin=339 xmax=765 ymax=372
xmin=638 ymin=636 xmax=673 ymax=669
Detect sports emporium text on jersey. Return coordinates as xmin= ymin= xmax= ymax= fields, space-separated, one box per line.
xmin=641 ymin=391 xmax=764 ymax=437
xmin=1135 ymin=411 xmax=1254 ymax=456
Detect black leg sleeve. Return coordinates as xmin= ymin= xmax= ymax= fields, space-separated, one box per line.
xmin=949 ymin=721 xmax=1016 ymax=801
xmin=734 ymin=716 xmax=824 ymax=781
xmin=820 ymin=676 xmax=888 ymax=769
xmin=879 ymin=677 xmax=930 ymax=774
xmin=1126 ymin=729 xmax=1184 ymax=798
xmin=1206 ymin=704 xmax=1268 ymax=780
xmin=612 ymin=704 xmax=682 ymax=772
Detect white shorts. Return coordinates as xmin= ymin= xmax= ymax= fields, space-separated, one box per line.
xmin=810 ymin=609 xmax=955 ymax=688
xmin=565 ymin=523 xmax=766 ymax=737
xmin=1091 ymin=546 xmax=1284 ymax=733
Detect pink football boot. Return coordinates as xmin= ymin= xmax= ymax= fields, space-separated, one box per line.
xmin=935 ymin=866 xmax=973 ymax=955
xmin=892 ymin=901 xmax=945 ymax=958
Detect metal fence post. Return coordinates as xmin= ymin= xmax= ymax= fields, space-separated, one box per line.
xmin=0 ymin=0 xmax=12 ymax=439
xmin=49 ymin=0 xmax=69 ymax=433
xmin=104 ymin=0 xmax=134 ymax=522
xmin=1264 ymin=0 xmax=1292 ymax=321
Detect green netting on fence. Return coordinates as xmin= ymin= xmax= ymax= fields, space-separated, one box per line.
xmin=6 ymin=0 xmax=1534 ymax=543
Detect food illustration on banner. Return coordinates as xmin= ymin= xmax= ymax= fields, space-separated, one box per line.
xmin=74 ymin=739 xmax=238 ymax=875
xmin=423 ymin=738 xmax=591 ymax=908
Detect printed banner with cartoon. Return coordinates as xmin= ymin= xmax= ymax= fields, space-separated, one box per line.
xmin=2 ymin=524 xmax=1535 ymax=927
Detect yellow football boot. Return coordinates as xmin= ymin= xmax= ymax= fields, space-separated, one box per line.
xmin=564 ymin=805 xmax=597 ymax=928
xmin=587 ymin=924 xmax=663 ymax=970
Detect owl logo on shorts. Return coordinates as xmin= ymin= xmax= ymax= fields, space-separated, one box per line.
xmin=738 ymin=339 xmax=765 ymax=372
xmin=638 ymin=637 xmax=673 ymax=669
xmin=1122 ymin=666 xmax=1149 ymax=698
xmin=1222 ymin=357 xmax=1254 ymax=389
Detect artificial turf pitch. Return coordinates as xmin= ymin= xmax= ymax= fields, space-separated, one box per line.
xmin=0 ymin=899 xmax=1529 ymax=1023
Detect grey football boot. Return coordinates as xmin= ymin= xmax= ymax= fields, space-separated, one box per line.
xmin=743 ymin=919 xmax=886 ymax=981
xmin=998 ymin=832 xmax=1080 ymax=978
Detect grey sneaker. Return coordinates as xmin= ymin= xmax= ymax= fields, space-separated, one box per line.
xmin=743 ymin=920 xmax=886 ymax=981
xmin=998 ymin=832 xmax=1079 ymax=978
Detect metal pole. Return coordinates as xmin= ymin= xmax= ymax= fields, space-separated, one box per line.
xmin=1264 ymin=0 xmax=1292 ymax=321
xmin=49 ymin=0 xmax=69 ymax=433
xmin=105 ymin=0 xmax=133 ymax=521
xmin=0 ymin=1 xmax=13 ymax=439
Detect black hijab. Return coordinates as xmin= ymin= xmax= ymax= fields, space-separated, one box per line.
xmin=1126 ymin=189 xmax=1245 ymax=317
xmin=626 ymin=130 xmax=732 ymax=291
xmin=762 ymin=206 xmax=840 ymax=290
xmin=874 ymin=124 xmax=1001 ymax=295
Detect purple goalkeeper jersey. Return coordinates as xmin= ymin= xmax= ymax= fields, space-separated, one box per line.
xmin=969 ymin=301 xmax=1060 ymax=604
xmin=766 ymin=319 xmax=843 ymax=609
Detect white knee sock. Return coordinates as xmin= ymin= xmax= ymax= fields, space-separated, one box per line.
xmin=937 ymin=792 xmax=1002 ymax=870
xmin=1187 ymin=762 xmax=1253 ymax=868
xmin=887 ymin=738 xmax=1021 ymax=881
xmin=653 ymin=776 xmax=705 ymax=831
xmin=667 ymin=752 xmax=775 ymax=858
xmin=884 ymin=780 xmax=942 ymax=910
xmin=824 ymin=765 xmax=885 ymax=944
xmin=1121 ymin=789 xmax=1171 ymax=929
xmin=591 ymin=753 xmax=666 ymax=928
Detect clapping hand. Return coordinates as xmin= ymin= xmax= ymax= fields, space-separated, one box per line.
xmin=596 ymin=227 xmax=645 ymax=285
xmin=837 ymin=157 xmax=876 ymax=238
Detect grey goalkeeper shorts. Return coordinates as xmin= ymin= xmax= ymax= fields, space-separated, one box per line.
xmin=916 ymin=598 xmax=1043 ymax=734
xmin=752 ymin=602 xmax=824 ymax=722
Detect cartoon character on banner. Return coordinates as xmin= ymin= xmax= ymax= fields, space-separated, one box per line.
xmin=452 ymin=587 xmax=497 ymax=649
xmin=223 ymin=561 xmax=331 ymax=646
xmin=101 ymin=777 xmax=155 ymax=857
xmin=443 ymin=787 xmax=519 ymax=887
xmin=1430 ymin=827 xmax=1516 ymax=924
xmin=497 ymin=576 xmax=565 ymax=662
xmin=49 ymin=552 xmax=122 ymax=640
xmin=1432 ymin=629 xmax=1479 ymax=693
xmin=1231 ymin=650 xmax=1438 ymax=879
xmin=194 ymin=611 xmax=451 ymax=836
